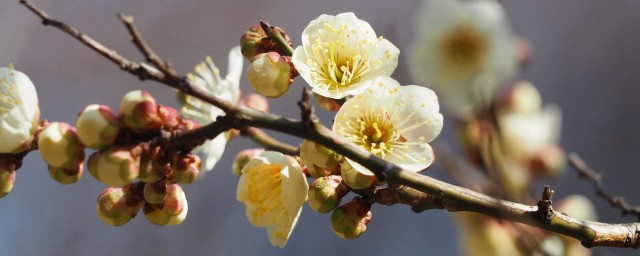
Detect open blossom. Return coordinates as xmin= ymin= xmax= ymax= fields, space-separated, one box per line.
xmin=292 ymin=12 xmax=399 ymax=99
xmin=236 ymin=151 xmax=308 ymax=248
xmin=333 ymin=77 xmax=443 ymax=175
xmin=0 ymin=65 xmax=40 ymax=153
xmin=181 ymin=47 xmax=243 ymax=172
xmin=407 ymin=0 xmax=516 ymax=119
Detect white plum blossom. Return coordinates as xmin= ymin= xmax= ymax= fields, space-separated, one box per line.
xmin=333 ymin=76 xmax=443 ymax=175
xmin=236 ymin=151 xmax=308 ymax=248
xmin=181 ymin=47 xmax=243 ymax=171
xmin=0 ymin=65 xmax=40 ymax=153
xmin=292 ymin=12 xmax=400 ymax=99
xmin=408 ymin=0 xmax=517 ymax=119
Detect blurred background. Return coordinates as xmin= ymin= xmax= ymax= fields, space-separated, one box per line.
xmin=2 ymin=0 xmax=640 ymax=255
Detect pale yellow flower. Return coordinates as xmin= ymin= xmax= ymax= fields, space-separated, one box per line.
xmin=0 ymin=65 xmax=39 ymax=153
xmin=408 ymin=0 xmax=516 ymax=118
xmin=236 ymin=151 xmax=308 ymax=248
xmin=292 ymin=12 xmax=399 ymax=99
xmin=182 ymin=47 xmax=243 ymax=171
xmin=333 ymin=77 xmax=443 ymax=175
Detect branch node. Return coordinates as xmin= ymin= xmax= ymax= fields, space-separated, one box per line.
xmin=537 ymin=185 xmax=555 ymax=220
xmin=298 ymin=88 xmax=317 ymax=129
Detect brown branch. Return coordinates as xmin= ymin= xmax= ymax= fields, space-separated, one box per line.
xmin=240 ymin=127 xmax=299 ymax=156
xmin=118 ymin=13 xmax=177 ymax=77
xmin=20 ymin=0 xmax=640 ymax=249
xmin=569 ymin=153 xmax=640 ymax=219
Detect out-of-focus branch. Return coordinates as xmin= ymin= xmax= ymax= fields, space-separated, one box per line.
xmin=240 ymin=127 xmax=299 ymax=156
xmin=19 ymin=0 xmax=640 ymax=249
xmin=569 ymin=153 xmax=640 ymax=219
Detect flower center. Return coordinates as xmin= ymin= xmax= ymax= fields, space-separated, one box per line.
xmin=246 ymin=163 xmax=285 ymax=224
xmin=438 ymin=22 xmax=488 ymax=75
xmin=0 ymin=70 xmax=21 ymax=115
xmin=339 ymin=109 xmax=403 ymax=159
xmin=308 ymin=23 xmax=376 ymax=93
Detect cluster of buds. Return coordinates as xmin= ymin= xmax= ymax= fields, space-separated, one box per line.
xmin=240 ymin=24 xmax=298 ymax=98
xmin=95 ymin=182 xmax=189 ymax=226
xmin=35 ymin=89 xmax=201 ymax=226
xmin=297 ymin=139 xmax=376 ymax=239
xmin=457 ymin=81 xmax=565 ymax=195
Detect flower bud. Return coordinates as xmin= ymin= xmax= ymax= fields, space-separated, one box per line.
xmin=240 ymin=25 xmax=293 ymax=60
xmin=87 ymin=146 xmax=140 ymax=187
xmin=143 ymin=184 xmax=188 ymax=226
xmin=241 ymin=93 xmax=269 ymax=112
xmin=300 ymin=140 xmax=342 ymax=178
xmin=497 ymin=81 xmax=541 ymax=114
xmin=138 ymin=146 xmax=166 ymax=183
xmin=0 ymin=169 xmax=15 ymax=198
xmin=96 ymin=185 xmax=144 ymax=226
xmin=556 ymin=195 xmax=597 ymax=222
xmin=530 ymin=144 xmax=566 ymax=178
xmin=143 ymin=180 xmax=168 ymax=204
xmin=231 ymin=148 xmax=265 ymax=176
xmin=331 ymin=197 xmax=372 ymax=239
xmin=171 ymin=153 xmax=201 ymax=184
xmin=340 ymin=161 xmax=374 ymax=189
xmin=308 ymin=175 xmax=349 ymax=213
xmin=38 ymin=122 xmax=85 ymax=169
xmin=247 ymin=52 xmax=292 ymax=98
xmin=48 ymin=156 xmax=84 ymax=184
xmin=314 ymin=94 xmax=343 ymax=111
xmin=157 ymin=105 xmax=181 ymax=130
xmin=240 ymin=25 xmax=266 ymax=60
xmin=119 ymin=90 xmax=162 ymax=131
xmin=76 ymin=104 xmax=120 ymax=149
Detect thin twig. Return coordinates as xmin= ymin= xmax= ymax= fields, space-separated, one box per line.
xmin=259 ymin=20 xmax=294 ymax=56
xmin=569 ymin=153 xmax=640 ymax=219
xmin=240 ymin=127 xmax=300 ymax=156
xmin=118 ymin=13 xmax=177 ymax=77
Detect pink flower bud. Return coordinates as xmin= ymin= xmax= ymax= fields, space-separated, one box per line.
xmin=240 ymin=25 xmax=267 ymax=60
xmin=143 ymin=184 xmax=188 ymax=226
xmin=143 ymin=180 xmax=168 ymax=204
xmin=331 ymin=197 xmax=372 ymax=239
xmin=171 ymin=153 xmax=201 ymax=184
xmin=240 ymin=25 xmax=293 ymax=60
xmin=241 ymin=93 xmax=269 ymax=112
xmin=87 ymin=146 xmax=140 ymax=187
xmin=76 ymin=104 xmax=120 ymax=149
xmin=231 ymin=148 xmax=265 ymax=176
xmin=308 ymin=175 xmax=349 ymax=213
xmin=38 ymin=122 xmax=85 ymax=169
xmin=96 ymin=185 xmax=144 ymax=226
xmin=157 ymin=105 xmax=181 ymax=129
xmin=119 ymin=90 xmax=162 ymax=131
xmin=247 ymin=52 xmax=292 ymax=98
xmin=138 ymin=146 xmax=167 ymax=183
xmin=47 ymin=154 xmax=84 ymax=184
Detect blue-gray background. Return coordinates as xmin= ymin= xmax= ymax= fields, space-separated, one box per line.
xmin=2 ymin=0 xmax=640 ymax=255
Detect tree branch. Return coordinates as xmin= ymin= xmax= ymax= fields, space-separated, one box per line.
xmin=569 ymin=153 xmax=640 ymax=219
xmin=19 ymin=0 xmax=640 ymax=249
xmin=240 ymin=127 xmax=300 ymax=156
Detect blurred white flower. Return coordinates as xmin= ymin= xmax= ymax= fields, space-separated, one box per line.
xmin=333 ymin=77 xmax=443 ymax=175
xmin=292 ymin=12 xmax=399 ymax=99
xmin=236 ymin=151 xmax=308 ymax=248
xmin=408 ymin=0 xmax=516 ymax=119
xmin=181 ymin=47 xmax=243 ymax=171
xmin=0 ymin=65 xmax=40 ymax=153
